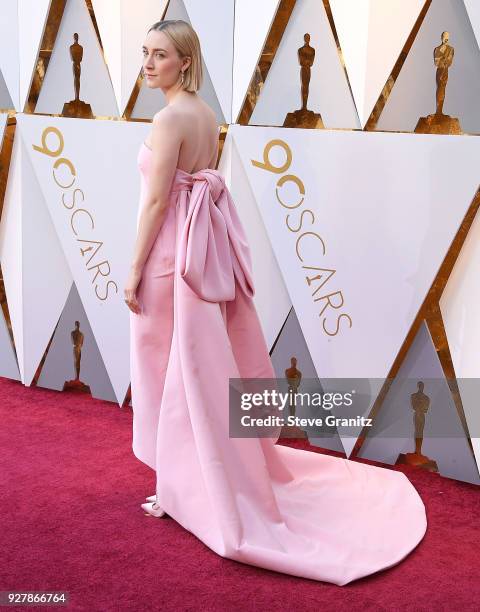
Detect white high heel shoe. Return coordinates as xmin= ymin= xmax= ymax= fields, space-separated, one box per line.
xmin=141 ymin=501 xmax=166 ymax=517
xmin=145 ymin=494 xmax=156 ymax=503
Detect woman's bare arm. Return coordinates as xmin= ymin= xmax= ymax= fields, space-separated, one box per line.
xmin=130 ymin=108 xmax=182 ymax=272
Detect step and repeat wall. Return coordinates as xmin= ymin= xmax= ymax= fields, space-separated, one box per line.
xmin=0 ymin=0 xmax=479 ymax=485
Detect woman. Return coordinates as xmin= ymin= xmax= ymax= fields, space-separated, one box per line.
xmin=125 ymin=19 xmax=427 ymax=586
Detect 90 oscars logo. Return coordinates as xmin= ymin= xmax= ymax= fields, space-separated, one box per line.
xmin=32 ymin=126 xmax=118 ymax=302
xmin=251 ymin=139 xmax=352 ymax=337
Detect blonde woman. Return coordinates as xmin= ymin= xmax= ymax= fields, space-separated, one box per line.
xmin=124 ymin=19 xmax=427 ymax=586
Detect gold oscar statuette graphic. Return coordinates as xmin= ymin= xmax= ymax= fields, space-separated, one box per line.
xmin=396 ymin=381 xmax=438 ymax=472
xmin=415 ymin=31 xmax=462 ymax=134
xmin=283 ymin=33 xmax=324 ymax=129
xmin=62 ymin=33 xmax=94 ymax=118
xmin=280 ymin=357 xmax=307 ymax=438
xmin=63 ymin=320 xmax=91 ymax=393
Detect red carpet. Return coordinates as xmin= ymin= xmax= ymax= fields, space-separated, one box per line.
xmin=1 ymin=376 xmax=479 ymax=611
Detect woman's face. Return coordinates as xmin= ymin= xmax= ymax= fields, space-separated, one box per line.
xmin=142 ymin=29 xmax=186 ymax=89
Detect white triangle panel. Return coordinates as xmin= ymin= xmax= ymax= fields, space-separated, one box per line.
xmin=18 ymin=0 xmax=51 ymax=110
xmin=92 ymin=0 xmax=169 ymax=116
xmin=0 ymin=113 xmax=20 ymax=380
xmin=376 ymin=0 xmax=480 ymax=134
xmin=0 ymin=68 xmax=14 ymax=110
xmin=20 ymin=133 xmax=72 ymax=385
xmin=358 ymin=322 xmax=480 ymax=484
xmin=184 ymin=0 xmax=234 ymax=123
xmin=0 ymin=0 xmax=50 ymax=111
xmin=0 ymin=126 xmax=25 ymax=378
xmin=0 ymin=120 xmax=72 ymax=384
xmin=91 ymin=0 xmax=122 ymax=113
xmin=232 ymin=0 xmax=280 ymax=122
xmin=35 ymin=0 xmax=119 ymax=116
xmin=19 ymin=114 xmax=150 ymax=404
xmin=465 ymin=0 xmax=480 ymax=51
xmin=329 ymin=0 xmax=424 ymax=127
xmin=0 ymin=1 xmax=19 ymax=110
xmin=37 ymin=282 xmax=117 ymax=402
xmin=440 ymin=206 xmax=480 ymax=469
xmin=250 ymin=0 xmax=359 ymax=129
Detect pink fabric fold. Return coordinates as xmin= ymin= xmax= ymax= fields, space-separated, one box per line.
xmin=178 ymin=169 xmax=255 ymax=302
xmin=130 ymin=148 xmax=427 ymax=586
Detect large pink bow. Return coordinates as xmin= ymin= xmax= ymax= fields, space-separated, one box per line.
xmin=177 ymin=169 xmax=255 ymax=302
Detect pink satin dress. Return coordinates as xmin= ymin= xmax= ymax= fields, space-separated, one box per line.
xmin=129 ymin=141 xmax=427 ymax=586
xmin=129 ymin=143 xmax=176 ymax=467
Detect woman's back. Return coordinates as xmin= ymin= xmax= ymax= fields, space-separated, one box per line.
xmin=144 ymin=96 xmax=219 ymax=173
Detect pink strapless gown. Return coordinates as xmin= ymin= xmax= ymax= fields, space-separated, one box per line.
xmin=129 ymin=142 xmax=427 ymax=586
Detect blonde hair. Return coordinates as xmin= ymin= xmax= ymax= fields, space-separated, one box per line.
xmin=148 ymin=19 xmax=203 ymax=92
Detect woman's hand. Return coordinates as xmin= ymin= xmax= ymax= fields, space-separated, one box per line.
xmin=124 ymin=266 xmax=143 ymax=314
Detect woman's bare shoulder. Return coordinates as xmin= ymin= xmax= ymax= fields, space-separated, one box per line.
xmin=152 ymin=106 xmax=176 ymax=124
xmin=152 ymin=101 xmax=217 ymax=142
xmin=160 ymin=99 xmax=215 ymax=122
xmin=150 ymin=107 xmax=182 ymax=143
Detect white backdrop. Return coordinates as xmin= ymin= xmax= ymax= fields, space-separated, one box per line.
xmin=0 ymin=0 xmax=479 ymax=481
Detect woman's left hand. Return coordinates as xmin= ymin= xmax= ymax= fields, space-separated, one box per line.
xmin=124 ymin=266 xmax=143 ymax=314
